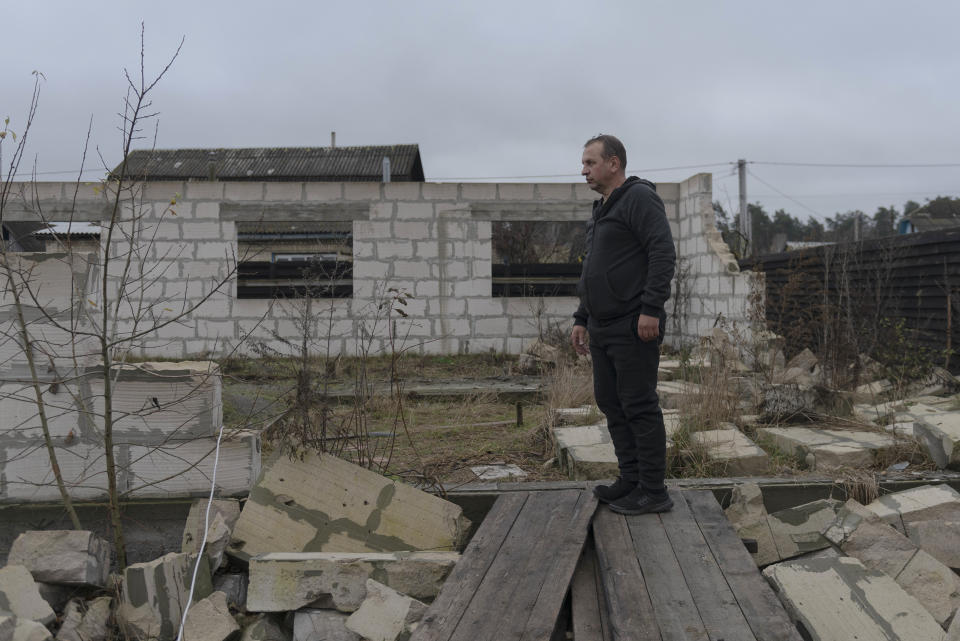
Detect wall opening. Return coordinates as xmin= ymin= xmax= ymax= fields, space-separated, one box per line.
xmin=236 ymin=221 xmax=353 ymax=299
xmin=490 ymin=220 xmax=584 ymax=297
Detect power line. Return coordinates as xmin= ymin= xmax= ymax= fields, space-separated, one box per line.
xmin=752 ymin=160 xmax=960 ymax=169
xmin=747 ymin=169 xmax=826 ymax=219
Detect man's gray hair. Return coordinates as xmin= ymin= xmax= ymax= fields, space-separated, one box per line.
xmin=585 ymin=134 xmax=627 ymax=170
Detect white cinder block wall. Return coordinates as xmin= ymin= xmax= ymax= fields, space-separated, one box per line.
xmin=5 ymin=177 xmax=753 ymax=357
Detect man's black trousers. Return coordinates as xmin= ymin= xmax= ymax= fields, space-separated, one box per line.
xmin=588 ymin=315 xmax=666 ymax=494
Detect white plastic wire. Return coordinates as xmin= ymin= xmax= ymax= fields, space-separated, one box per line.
xmin=175 ymin=419 xmax=226 ymax=641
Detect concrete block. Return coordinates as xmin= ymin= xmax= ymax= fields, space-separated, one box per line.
xmin=473 ymin=317 xmax=509 ymax=336
xmin=116 ymin=552 xmax=213 ymax=641
xmin=867 ymin=484 xmax=960 ymax=533
xmin=124 ymin=430 xmax=260 ymax=498
xmin=293 ymin=609 xmax=358 ymax=641
xmin=723 ymin=483 xmax=778 ymax=567
xmin=904 ymin=519 xmax=960 ymax=569
xmin=345 ymin=579 xmax=426 ymax=641
xmin=229 ymin=452 xmax=470 ymax=562
xmin=757 ymin=426 xmax=895 ymax=471
xmin=460 ymin=183 xmax=497 ymax=200
xmin=497 ymin=184 xmax=535 ymax=200
xmin=224 ymin=183 xmax=265 ymax=201
xmin=0 ymin=565 xmax=55 ymax=624
xmin=304 ymin=183 xmax=343 ymax=201
xmin=383 ymin=183 xmax=421 ymax=200
xmin=56 ymin=596 xmax=111 ymax=641
xmin=762 ymin=556 xmax=945 ymax=641
xmin=181 ymin=591 xmax=239 ymax=641
xmin=914 ymin=411 xmax=960 ymax=469
xmin=827 ymin=502 xmax=918 ymax=578
xmin=185 ymin=182 xmax=224 ymax=200
xmin=420 ymin=183 xmax=458 ymax=201
xmin=758 ymin=383 xmax=818 ymax=421
xmin=0 ymin=615 xmax=52 ymax=641
xmin=896 ymin=549 xmax=960 ymax=626
xmin=240 ymin=614 xmax=289 ymax=641
xmin=377 ymin=241 xmax=415 ymax=260
xmin=7 ymin=530 xmax=110 ymax=587
xmin=344 ymin=183 xmax=381 ymax=201
xmin=246 ymin=551 xmax=458 ymax=612
xmin=690 ymin=429 xmax=769 ymax=475
xmin=766 ymin=499 xmax=840 ymax=561
xmin=264 ymin=183 xmax=304 ymax=201
xmin=182 ymin=499 xmax=241 ymax=570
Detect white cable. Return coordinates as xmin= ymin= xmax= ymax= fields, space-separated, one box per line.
xmin=175 ymin=419 xmax=226 ymax=641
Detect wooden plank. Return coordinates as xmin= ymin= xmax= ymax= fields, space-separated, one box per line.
xmin=571 ymin=546 xmax=605 ymax=641
xmin=659 ymin=490 xmax=757 ymax=641
xmin=448 ymin=490 xmax=578 ymax=641
xmin=520 ymin=490 xmax=599 ymax=640
xmin=625 ymin=513 xmax=708 ymax=641
xmin=592 ymin=508 xmax=661 ymax=641
xmin=683 ymin=491 xmax=804 ymax=641
xmin=593 ymin=544 xmax=613 ymax=641
xmin=412 ymin=492 xmax=529 ymax=641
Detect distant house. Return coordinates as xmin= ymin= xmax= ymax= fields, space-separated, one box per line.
xmin=107 ymin=144 xmax=423 ymax=298
xmin=898 ymin=211 xmax=960 ymax=234
xmin=110 ymin=144 xmax=425 ymax=182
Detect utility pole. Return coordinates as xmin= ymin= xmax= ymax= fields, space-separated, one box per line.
xmin=738 ymin=159 xmax=751 ymax=255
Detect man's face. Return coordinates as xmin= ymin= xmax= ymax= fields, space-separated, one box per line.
xmin=581 ymin=142 xmax=619 ymax=195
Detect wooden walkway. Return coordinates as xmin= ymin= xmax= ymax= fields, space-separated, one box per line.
xmin=412 ymin=488 xmax=802 ymax=641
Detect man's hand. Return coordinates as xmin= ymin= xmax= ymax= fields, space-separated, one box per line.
xmin=571 ymin=325 xmax=589 ymax=355
xmin=637 ymin=314 xmax=659 ymax=342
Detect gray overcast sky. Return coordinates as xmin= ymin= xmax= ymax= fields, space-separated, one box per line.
xmin=3 ymin=1 xmax=959 ymax=222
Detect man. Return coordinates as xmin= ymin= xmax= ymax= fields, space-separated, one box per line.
xmin=571 ymin=134 xmax=676 ymax=514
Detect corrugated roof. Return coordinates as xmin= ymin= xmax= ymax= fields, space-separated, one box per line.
xmin=111 ymin=145 xmax=424 ymax=182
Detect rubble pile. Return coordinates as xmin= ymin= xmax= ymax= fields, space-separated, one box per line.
xmin=726 ymin=481 xmax=960 ymax=639
xmin=551 ymin=328 xmax=960 ymax=480
xmin=0 ymin=454 xmax=470 ymax=641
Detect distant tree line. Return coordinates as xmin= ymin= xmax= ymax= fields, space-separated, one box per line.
xmin=715 ymin=195 xmax=960 ymax=256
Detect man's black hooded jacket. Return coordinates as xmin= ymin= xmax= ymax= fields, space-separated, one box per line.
xmin=573 ymin=176 xmax=676 ymax=327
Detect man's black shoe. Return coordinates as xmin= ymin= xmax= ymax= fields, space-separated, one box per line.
xmin=608 ymin=488 xmax=674 ymax=515
xmin=592 ymin=478 xmax=637 ymax=504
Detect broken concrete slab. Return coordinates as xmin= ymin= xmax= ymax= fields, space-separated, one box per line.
xmin=1 ymin=430 xmax=260 ymax=503
xmin=723 ymin=483 xmax=778 ymax=567
xmin=185 ymin=512 xmax=231 ymax=572
xmin=756 ymin=426 xmax=895 ymax=470
xmin=821 ymin=499 xmax=960 ymax=624
xmin=345 ymin=579 xmax=426 ymax=641
xmin=690 ymin=429 xmax=769 ymax=476
xmin=246 ymin=551 xmax=458 ymax=613
xmin=240 ymin=614 xmax=290 ymax=641
xmin=0 ymin=565 xmax=55 ymax=625
xmin=56 ymin=596 xmax=111 ymax=641
xmin=866 ymin=483 xmax=960 ymax=533
xmin=293 ymin=609 xmax=358 ymax=641
xmin=853 ymin=378 xmax=894 ymax=403
xmin=229 ymin=452 xmax=470 ymax=562
xmin=87 ymin=361 xmax=223 ymax=440
xmin=762 ymin=556 xmax=945 ymax=641
xmin=656 ymin=380 xmax=702 ymax=409
xmin=182 ymin=499 xmax=241 ymax=554
xmin=766 ymin=499 xmax=840 ymax=561
xmin=913 ymin=411 xmax=960 ymax=469
xmin=7 ymin=530 xmax=110 ymax=587
xmin=896 ymin=549 xmax=960 ymax=626
xmin=0 ymin=615 xmax=53 ymax=641
xmin=470 ymin=464 xmax=527 ymax=481
xmin=181 ymin=591 xmax=239 ymax=641
xmin=116 ymin=552 xmax=213 ymax=641
xmin=904 ymin=520 xmax=960 ymax=569
xmin=786 ymin=348 xmax=818 ymax=373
